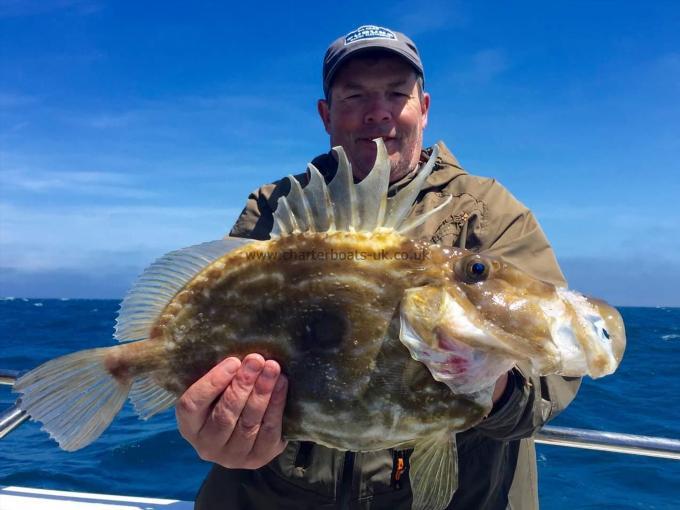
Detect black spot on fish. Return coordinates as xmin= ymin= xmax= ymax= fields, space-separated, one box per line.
xmin=297 ymin=308 xmax=349 ymax=351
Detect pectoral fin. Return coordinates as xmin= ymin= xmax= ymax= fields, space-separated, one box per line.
xmin=409 ymin=433 xmax=458 ymax=510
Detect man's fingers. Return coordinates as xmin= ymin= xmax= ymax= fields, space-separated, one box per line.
xmin=240 ymin=360 xmax=281 ymax=432
xmin=176 ymin=357 xmax=241 ymax=438
xmin=220 ymin=360 xmax=281 ymax=459
xmin=251 ymin=374 xmax=288 ymax=461
xmin=199 ymin=353 xmax=265 ymax=444
xmin=175 ymin=354 xmax=288 ymax=469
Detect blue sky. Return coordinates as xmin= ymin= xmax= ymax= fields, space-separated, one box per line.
xmin=0 ymin=1 xmax=678 ymax=306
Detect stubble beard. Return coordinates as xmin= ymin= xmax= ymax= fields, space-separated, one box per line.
xmin=388 ymin=146 xmax=417 ymax=182
xmin=342 ymin=133 xmax=423 ymax=182
xmin=387 ymin=133 xmax=423 ymax=183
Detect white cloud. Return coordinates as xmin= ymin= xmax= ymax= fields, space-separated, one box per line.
xmin=560 ymin=256 xmax=680 ymax=307
xmin=0 ymin=168 xmax=156 ymax=199
xmin=0 ymin=202 xmax=241 ymax=272
xmin=533 ymin=202 xmax=680 ymax=266
xmin=535 ymin=204 xmax=679 ymax=231
xmin=48 ymin=91 xmax=319 ymax=149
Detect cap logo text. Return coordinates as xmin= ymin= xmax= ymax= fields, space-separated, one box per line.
xmin=345 ymin=25 xmax=397 ymax=45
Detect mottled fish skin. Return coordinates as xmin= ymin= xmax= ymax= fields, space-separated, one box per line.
xmin=106 ymin=230 xmax=487 ymax=451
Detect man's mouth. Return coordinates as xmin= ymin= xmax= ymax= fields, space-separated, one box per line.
xmin=357 ymin=136 xmax=399 ymax=146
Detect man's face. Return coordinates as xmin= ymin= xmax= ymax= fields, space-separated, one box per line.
xmin=318 ymin=54 xmax=430 ymax=182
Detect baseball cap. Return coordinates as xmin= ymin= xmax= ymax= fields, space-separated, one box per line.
xmin=322 ymin=25 xmax=424 ymax=98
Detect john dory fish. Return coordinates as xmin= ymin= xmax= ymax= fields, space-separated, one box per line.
xmin=13 ymin=140 xmax=625 ymax=510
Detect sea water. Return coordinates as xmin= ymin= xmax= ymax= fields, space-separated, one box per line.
xmin=0 ymin=299 xmax=678 ymax=508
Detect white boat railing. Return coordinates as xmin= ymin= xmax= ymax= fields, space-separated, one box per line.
xmin=1 ymin=368 xmax=679 ymax=460
xmin=535 ymin=425 xmax=680 ymax=460
xmin=0 ymin=485 xmax=194 ymax=509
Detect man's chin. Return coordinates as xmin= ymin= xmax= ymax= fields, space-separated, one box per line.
xmin=352 ymin=157 xmax=407 ymax=182
xmin=346 ymin=142 xmax=411 ymax=178
xmin=354 ymin=144 xmax=399 ymax=164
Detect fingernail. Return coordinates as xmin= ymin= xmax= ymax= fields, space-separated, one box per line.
xmin=244 ymin=357 xmax=263 ymax=374
xmin=223 ymin=357 xmax=241 ymax=374
xmin=262 ymin=364 xmax=279 ymax=379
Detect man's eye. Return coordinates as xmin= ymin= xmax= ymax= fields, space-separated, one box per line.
xmin=344 ymin=94 xmax=362 ymax=100
xmin=391 ymin=92 xmax=410 ymax=98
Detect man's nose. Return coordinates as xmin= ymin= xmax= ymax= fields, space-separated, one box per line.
xmin=363 ymin=98 xmax=392 ymax=124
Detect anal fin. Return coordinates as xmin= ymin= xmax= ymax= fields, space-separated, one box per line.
xmin=409 ymin=432 xmax=458 ymax=510
xmin=129 ymin=375 xmax=177 ymax=420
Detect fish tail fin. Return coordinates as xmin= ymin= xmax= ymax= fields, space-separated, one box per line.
xmin=13 ymin=347 xmax=131 ymax=451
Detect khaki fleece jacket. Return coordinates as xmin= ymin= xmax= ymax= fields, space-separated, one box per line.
xmin=195 ymin=141 xmax=581 ymax=510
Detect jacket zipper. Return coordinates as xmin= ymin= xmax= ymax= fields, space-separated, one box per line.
xmin=338 ymin=451 xmax=355 ymax=509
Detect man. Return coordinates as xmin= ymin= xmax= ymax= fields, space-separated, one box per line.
xmin=177 ymin=25 xmax=581 ymax=509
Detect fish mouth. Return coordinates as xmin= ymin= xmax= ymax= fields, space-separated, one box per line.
xmin=552 ymin=289 xmax=626 ymax=378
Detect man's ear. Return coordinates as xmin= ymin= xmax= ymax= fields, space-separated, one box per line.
xmin=421 ymin=92 xmax=431 ymax=130
xmin=317 ymin=99 xmax=332 ymax=134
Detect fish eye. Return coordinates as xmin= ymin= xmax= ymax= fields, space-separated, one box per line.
xmin=471 ymin=262 xmax=485 ymax=275
xmin=459 ymin=256 xmax=490 ymax=283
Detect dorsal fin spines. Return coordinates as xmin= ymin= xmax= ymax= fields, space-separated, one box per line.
xmin=327 ymin=146 xmax=357 ymax=231
xmin=276 ymin=141 xmax=444 ymax=236
xmin=286 ymin=176 xmax=314 ymax=232
xmin=271 ymin=214 xmax=284 ymax=237
xmin=272 ymin=195 xmax=299 ymax=236
xmin=355 ymin=138 xmax=390 ymax=231
xmin=397 ymin=194 xmax=452 ymax=234
xmin=385 ymin=144 xmax=440 ymax=230
xmin=305 ymin=163 xmax=335 ymax=232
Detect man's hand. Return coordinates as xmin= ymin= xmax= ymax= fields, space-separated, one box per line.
xmin=176 ymin=353 xmax=288 ymax=469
